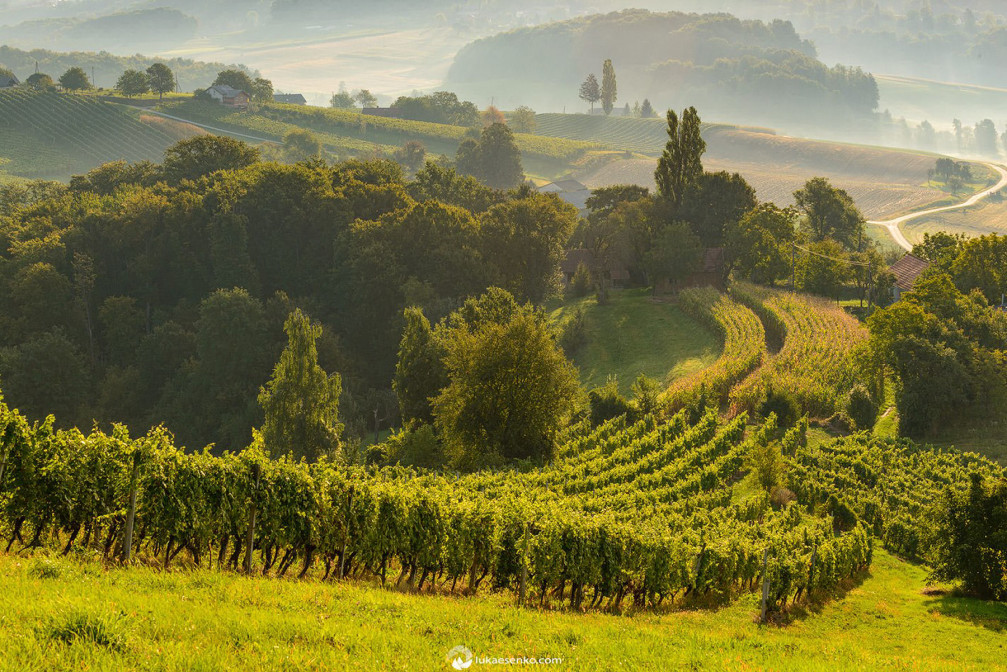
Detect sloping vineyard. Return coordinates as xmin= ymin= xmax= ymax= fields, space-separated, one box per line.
xmin=729 ymin=283 xmax=869 ymax=417
xmin=0 ymin=89 xmax=179 ymax=180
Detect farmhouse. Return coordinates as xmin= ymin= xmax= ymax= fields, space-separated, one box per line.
xmin=889 ymin=253 xmax=930 ymax=301
xmin=207 ymin=85 xmax=250 ymax=108
xmin=537 ymin=179 xmax=591 ymax=210
xmin=0 ymin=73 xmax=19 ymax=88
xmin=273 ymin=93 xmax=307 ymax=105
xmin=561 ymin=248 xmax=630 ymax=287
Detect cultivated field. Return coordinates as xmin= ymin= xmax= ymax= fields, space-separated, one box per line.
xmin=901 ymin=196 xmax=1007 ymax=245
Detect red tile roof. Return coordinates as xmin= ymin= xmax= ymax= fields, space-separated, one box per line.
xmin=889 ymin=254 xmax=930 ymax=291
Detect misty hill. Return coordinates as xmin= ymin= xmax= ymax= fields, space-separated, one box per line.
xmin=0 ymin=46 xmax=254 ymax=92
xmin=0 ymin=8 xmax=197 ymax=54
xmin=446 ymin=10 xmax=878 ymax=131
xmin=0 ymin=89 xmax=187 ymax=180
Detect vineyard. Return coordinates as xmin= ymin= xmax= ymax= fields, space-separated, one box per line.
xmin=0 ymin=89 xmax=182 ymax=180
xmin=729 ymin=283 xmax=869 ymax=418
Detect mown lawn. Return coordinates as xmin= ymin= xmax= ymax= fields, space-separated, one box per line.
xmin=549 ymin=288 xmax=720 ymax=395
xmin=0 ymin=548 xmax=1004 ymax=671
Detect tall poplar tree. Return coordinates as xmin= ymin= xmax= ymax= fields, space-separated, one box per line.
xmin=654 ymin=106 xmax=706 ymax=209
xmin=601 ymin=59 xmax=617 ymax=115
xmin=258 ymin=309 xmax=343 ymax=462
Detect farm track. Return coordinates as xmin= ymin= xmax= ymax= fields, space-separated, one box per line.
xmin=868 ymin=162 xmax=1007 ymax=250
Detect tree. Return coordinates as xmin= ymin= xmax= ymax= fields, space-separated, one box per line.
xmin=510 ymin=106 xmax=536 ymax=133
xmin=678 ymin=171 xmax=757 ymax=247
xmin=481 ymin=105 xmax=505 ymax=126
xmin=579 ymin=74 xmax=600 ymax=112
xmin=654 ymin=107 xmax=706 ymax=209
xmin=163 ymin=136 xmax=260 ymax=183
xmin=432 ymin=294 xmax=579 ymax=466
xmin=25 ymin=73 xmax=54 ymax=90
xmin=115 ymin=69 xmax=150 ymax=98
xmin=355 ymin=89 xmax=378 ymax=108
xmin=481 ymin=193 xmax=579 ymax=303
xmin=393 ymin=307 xmax=446 ymax=424
xmin=640 ymin=99 xmax=656 ymax=118
xmin=794 ymin=177 xmax=866 ymax=250
xmin=727 ymin=203 xmax=797 ymax=285
xmin=330 ymin=90 xmax=356 ymax=109
xmin=251 ymin=77 xmax=274 ymax=103
xmin=146 ymin=63 xmax=175 ymax=99
xmin=975 ymin=119 xmax=998 ymax=157
xmin=213 ymin=69 xmax=255 ymax=93
xmin=58 ymin=67 xmax=91 ymax=91
xmin=917 ymin=120 xmax=936 ymax=148
xmin=393 ymin=141 xmax=426 ymax=173
xmin=282 ymin=129 xmax=322 ymax=162
xmin=601 ymin=59 xmax=617 ymax=116
xmin=477 ymin=123 xmax=523 ymax=189
xmin=0 ymin=329 xmax=89 ymax=427
xmin=258 ymin=309 xmax=343 ymax=462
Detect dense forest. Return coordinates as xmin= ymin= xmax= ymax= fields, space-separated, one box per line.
xmin=447 ymin=10 xmax=879 ymax=128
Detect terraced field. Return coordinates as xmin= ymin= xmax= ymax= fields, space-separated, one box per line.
xmin=0 ymin=89 xmax=183 ymax=180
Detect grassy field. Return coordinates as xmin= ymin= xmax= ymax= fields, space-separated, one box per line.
xmin=552 ymin=118 xmax=961 ymax=220
xmin=2 ymin=548 xmax=1004 ymax=671
xmin=548 ymin=289 xmax=720 ymax=394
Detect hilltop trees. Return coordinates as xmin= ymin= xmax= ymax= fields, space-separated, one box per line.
xmin=25 ymin=73 xmax=54 ymax=90
xmin=58 ymin=67 xmax=91 ymax=91
xmin=640 ymin=99 xmax=656 ymax=118
xmin=163 ymin=135 xmax=261 ymax=183
xmin=355 ymin=89 xmax=378 ymax=108
xmin=213 ymin=69 xmax=255 ymax=93
xmin=455 ymin=122 xmax=523 ymax=189
xmin=601 ymin=59 xmax=618 ymax=115
xmin=147 ymin=63 xmax=175 ymax=99
xmin=258 ymin=309 xmax=343 ymax=462
xmin=115 ymin=69 xmax=150 ymax=98
xmin=579 ymin=74 xmax=600 ymax=112
xmin=794 ymin=177 xmax=866 ymax=250
xmin=330 ymin=87 xmax=355 ymax=109
xmin=282 ymin=129 xmax=322 ymax=162
xmin=509 ymin=106 xmax=536 ymax=133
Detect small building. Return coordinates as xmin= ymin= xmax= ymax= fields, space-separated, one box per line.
xmin=273 ymin=93 xmax=307 ymax=105
xmin=655 ymin=248 xmax=726 ymax=294
xmin=889 ymin=254 xmax=930 ymax=302
xmin=561 ymin=248 xmax=630 ymax=288
xmin=537 ymin=179 xmax=591 ymax=210
xmin=207 ymin=85 xmax=250 ymax=108
xmin=0 ymin=73 xmax=19 ymax=88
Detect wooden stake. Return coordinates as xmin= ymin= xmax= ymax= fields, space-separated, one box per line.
xmin=760 ymin=549 xmax=771 ymax=623
xmin=120 ymin=451 xmax=140 ymax=563
xmin=518 ymin=522 xmax=529 ymax=606
xmin=244 ymin=463 xmax=261 ymax=575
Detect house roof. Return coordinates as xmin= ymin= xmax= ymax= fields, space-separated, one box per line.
xmin=0 ymin=74 xmax=19 ymax=87
xmin=889 ymin=254 xmax=930 ymax=291
xmin=273 ymin=93 xmax=306 ymax=104
xmin=209 ymin=84 xmax=247 ymax=98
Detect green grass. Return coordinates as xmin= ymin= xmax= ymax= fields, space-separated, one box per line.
xmin=549 ymin=288 xmax=720 ymax=394
xmin=1 ymin=549 xmax=1004 ymax=670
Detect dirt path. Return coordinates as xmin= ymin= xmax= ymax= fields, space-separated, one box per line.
xmin=868 ymin=162 xmax=1007 ymax=250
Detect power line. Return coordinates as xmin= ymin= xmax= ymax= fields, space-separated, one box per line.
xmin=791 ymin=243 xmax=876 ymax=268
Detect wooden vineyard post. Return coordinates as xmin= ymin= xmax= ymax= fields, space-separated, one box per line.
xmin=518 ymin=522 xmax=529 ymax=606
xmin=120 ymin=450 xmax=140 ymax=563
xmin=338 ymin=487 xmax=353 ymax=580
xmin=760 ymin=548 xmax=770 ymax=623
xmin=244 ymin=462 xmax=261 ymax=575
xmin=808 ymin=545 xmax=818 ymax=600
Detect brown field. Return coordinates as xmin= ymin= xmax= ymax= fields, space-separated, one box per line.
xmin=578 ymin=128 xmax=949 ymax=220
xmin=139 ymin=115 xmax=209 ymax=143
xmin=902 ymin=197 xmax=1007 ymax=245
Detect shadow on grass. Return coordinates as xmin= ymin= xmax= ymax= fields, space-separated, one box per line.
xmin=764 ymin=569 xmax=873 ymax=627
xmin=924 ymin=591 xmax=1007 ymax=633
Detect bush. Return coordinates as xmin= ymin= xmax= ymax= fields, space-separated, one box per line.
xmin=750 ymin=440 xmax=785 ymax=491
xmin=382 ymin=423 xmax=445 ymax=469
xmin=845 ymin=384 xmax=878 ymax=431
xmin=759 ymin=388 xmax=800 ymax=428
xmin=568 ymin=262 xmax=592 ymax=298
xmin=588 ymin=379 xmax=633 ymax=426
xmin=557 ymin=307 xmax=588 ymax=355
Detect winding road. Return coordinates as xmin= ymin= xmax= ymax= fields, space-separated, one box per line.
xmin=868 ymin=162 xmax=1007 ymax=251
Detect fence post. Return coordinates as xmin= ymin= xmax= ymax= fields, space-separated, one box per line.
xmin=760 ymin=548 xmax=771 ymax=623
xmin=244 ymin=462 xmax=261 ymax=575
xmin=518 ymin=522 xmax=529 ymax=606
xmin=120 ymin=450 xmax=140 ymax=563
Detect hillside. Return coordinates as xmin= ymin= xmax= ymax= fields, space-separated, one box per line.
xmin=549 ymin=289 xmax=721 ymax=394
xmin=536 ymin=114 xmax=969 ymax=219
xmin=0 ymin=89 xmax=191 ymax=180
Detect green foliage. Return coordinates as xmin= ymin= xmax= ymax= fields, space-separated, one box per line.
xmin=213 ymin=69 xmax=254 ymax=93
xmin=588 ymin=379 xmax=633 ymax=427
xmin=928 ymin=474 xmax=1007 ymax=600
xmin=569 ymin=262 xmax=592 ymax=298
xmin=381 ymin=423 xmax=444 ymax=469
xmin=759 ymin=389 xmax=800 ymax=428
xmin=115 ymin=69 xmax=149 ymax=98
xmin=727 ymin=203 xmax=797 ymax=285
xmin=750 ymin=437 xmax=786 ymax=491
xmin=794 ymin=177 xmax=866 ymax=250
xmin=25 ymin=73 xmax=54 ymax=90
xmin=579 ymin=73 xmax=601 ymax=112
xmin=645 ymin=222 xmax=702 ymax=288
xmin=631 ymin=374 xmax=661 ymax=417
xmin=455 ymin=122 xmax=523 ymax=190
xmin=42 ymin=608 xmax=129 ymax=651
xmin=162 ymin=135 xmax=260 ymax=183
xmin=58 ymin=67 xmax=91 ymax=91
xmin=433 ymin=292 xmax=579 ymax=466
xmin=393 ymin=140 xmax=426 ymax=172
xmin=146 ymin=63 xmax=175 ymax=99
xmin=393 ymin=308 xmax=446 ymax=425
xmin=845 ymin=384 xmax=879 ymax=432
xmin=258 ymin=309 xmax=343 ymax=462
xmin=601 ymin=59 xmax=617 ymax=116
xmin=654 ymin=107 xmax=705 ymax=208
xmin=329 ymin=90 xmax=355 ymax=109
xmin=392 ymin=91 xmax=479 ymax=127
xmin=282 ymin=129 xmax=322 ymax=162
xmin=509 ymin=106 xmax=536 ymax=133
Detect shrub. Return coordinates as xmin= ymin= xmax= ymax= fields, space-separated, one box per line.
xmin=557 ymin=307 xmax=588 ymax=355
xmin=845 ymin=384 xmax=878 ymax=431
xmin=382 ymin=423 xmax=445 ymax=469
xmin=750 ymin=440 xmax=786 ymax=491
xmin=588 ymin=379 xmax=633 ymax=426
xmin=759 ymin=388 xmax=800 ymax=428
xmin=569 ymin=262 xmax=592 ymax=298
